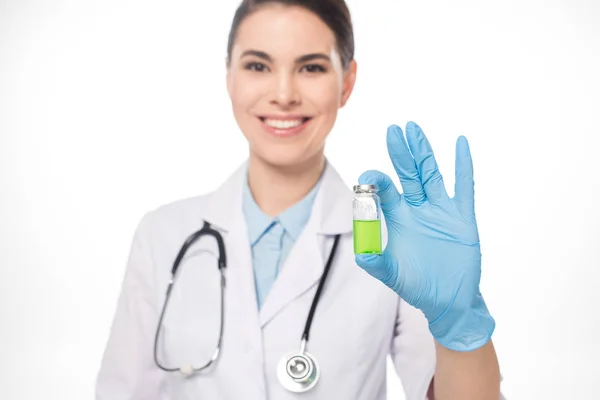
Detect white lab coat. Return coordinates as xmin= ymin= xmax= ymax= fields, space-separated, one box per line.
xmin=96 ymin=161 xmax=437 ymax=400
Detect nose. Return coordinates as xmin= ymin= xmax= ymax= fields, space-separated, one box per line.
xmin=270 ymin=72 xmax=301 ymax=108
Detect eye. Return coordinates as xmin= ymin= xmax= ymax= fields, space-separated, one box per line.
xmin=301 ymin=64 xmax=327 ymax=73
xmin=244 ymin=62 xmax=269 ymax=72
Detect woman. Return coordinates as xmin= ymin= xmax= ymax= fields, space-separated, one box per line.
xmin=96 ymin=1 xmax=502 ymax=399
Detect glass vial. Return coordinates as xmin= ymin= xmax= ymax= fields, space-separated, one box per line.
xmin=352 ymin=184 xmax=382 ymax=255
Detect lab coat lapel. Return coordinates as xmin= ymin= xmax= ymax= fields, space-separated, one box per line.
xmin=199 ymin=162 xmax=263 ymax=354
xmin=258 ymin=223 xmax=323 ymax=328
xmin=258 ymin=162 xmax=353 ymax=328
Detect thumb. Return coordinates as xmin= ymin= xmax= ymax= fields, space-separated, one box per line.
xmin=355 ymin=253 xmax=398 ymax=291
xmin=358 ymin=170 xmax=401 ymax=216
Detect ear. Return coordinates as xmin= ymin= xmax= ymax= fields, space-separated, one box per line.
xmin=340 ymin=60 xmax=357 ymax=108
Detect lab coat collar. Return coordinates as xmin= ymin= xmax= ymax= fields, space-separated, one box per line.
xmin=310 ymin=158 xmax=354 ymax=235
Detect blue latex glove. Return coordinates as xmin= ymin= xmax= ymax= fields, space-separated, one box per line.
xmin=355 ymin=122 xmax=495 ymax=352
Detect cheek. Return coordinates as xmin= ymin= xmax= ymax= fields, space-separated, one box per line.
xmin=230 ymin=78 xmax=265 ymax=113
xmin=302 ymin=81 xmax=342 ymax=140
xmin=304 ymin=78 xmax=343 ymax=114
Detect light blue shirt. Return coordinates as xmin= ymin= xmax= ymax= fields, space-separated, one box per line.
xmin=242 ymin=177 xmax=320 ymax=309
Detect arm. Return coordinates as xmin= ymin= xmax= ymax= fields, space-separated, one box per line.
xmin=96 ymin=212 xmax=164 ymax=400
xmin=355 ymin=122 xmax=504 ymax=400
xmin=390 ymin=299 xmax=502 ymax=400
xmin=430 ymin=339 xmax=501 ymax=400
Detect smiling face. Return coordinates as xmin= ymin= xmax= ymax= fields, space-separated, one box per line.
xmin=226 ymin=4 xmax=357 ymax=171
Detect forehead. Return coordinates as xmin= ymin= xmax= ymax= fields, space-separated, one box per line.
xmin=233 ymin=5 xmax=337 ymax=58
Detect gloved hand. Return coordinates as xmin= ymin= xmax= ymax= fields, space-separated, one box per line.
xmin=355 ymin=121 xmax=495 ymax=352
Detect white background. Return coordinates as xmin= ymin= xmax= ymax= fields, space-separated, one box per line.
xmin=2 ymin=0 xmax=600 ymax=398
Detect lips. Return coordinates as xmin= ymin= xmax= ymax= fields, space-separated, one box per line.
xmin=258 ymin=115 xmax=313 ymax=137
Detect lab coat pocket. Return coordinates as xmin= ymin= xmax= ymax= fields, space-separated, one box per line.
xmin=350 ymin=280 xmax=398 ymax=365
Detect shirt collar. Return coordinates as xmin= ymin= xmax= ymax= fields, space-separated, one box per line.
xmin=242 ymin=174 xmax=321 ymax=245
xmin=242 ymin=181 xmax=274 ymax=245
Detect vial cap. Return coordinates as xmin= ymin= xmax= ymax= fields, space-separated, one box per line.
xmin=353 ymin=184 xmax=378 ymax=193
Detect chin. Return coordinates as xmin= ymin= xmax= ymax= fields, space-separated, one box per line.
xmin=252 ymin=145 xmax=324 ymax=170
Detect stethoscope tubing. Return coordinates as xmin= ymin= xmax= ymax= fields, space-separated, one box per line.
xmin=152 ymin=219 xmax=341 ymax=391
xmin=153 ymin=221 xmax=226 ymax=375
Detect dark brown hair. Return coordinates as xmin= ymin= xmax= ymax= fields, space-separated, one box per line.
xmin=226 ymin=0 xmax=355 ymax=69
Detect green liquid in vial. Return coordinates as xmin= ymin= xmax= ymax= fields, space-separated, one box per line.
xmin=353 ymin=219 xmax=382 ymax=254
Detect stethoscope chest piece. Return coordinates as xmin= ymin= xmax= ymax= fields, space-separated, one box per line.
xmin=277 ymin=349 xmax=320 ymax=393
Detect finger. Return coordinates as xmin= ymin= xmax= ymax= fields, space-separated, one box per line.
xmin=386 ymin=124 xmax=426 ymax=206
xmin=405 ymin=121 xmax=449 ymax=206
xmin=358 ymin=170 xmax=401 ymax=215
xmin=354 ymin=253 xmax=399 ymax=292
xmin=453 ymin=135 xmax=475 ymax=217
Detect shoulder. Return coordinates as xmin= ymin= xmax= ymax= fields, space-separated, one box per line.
xmin=125 ymin=192 xmax=223 ymax=284
xmin=133 ymin=193 xmax=213 ymax=243
xmin=151 ymin=194 xmax=209 ymax=224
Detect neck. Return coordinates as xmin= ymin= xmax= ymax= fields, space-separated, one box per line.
xmin=247 ymin=152 xmax=325 ymax=217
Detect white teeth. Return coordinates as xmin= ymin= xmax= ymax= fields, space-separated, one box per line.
xmin=264 ymin=118 xmax=304 ymax=129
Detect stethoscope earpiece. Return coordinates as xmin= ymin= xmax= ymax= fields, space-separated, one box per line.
xmin=180 ymin=364 xmax=195 ymax=378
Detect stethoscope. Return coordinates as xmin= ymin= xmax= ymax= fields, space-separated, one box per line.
xmin=153 ymin=220 xmax=341 ymax=393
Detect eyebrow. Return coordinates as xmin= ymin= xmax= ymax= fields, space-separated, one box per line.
xmin=240 ymin=49 xmax=331 ymax=64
